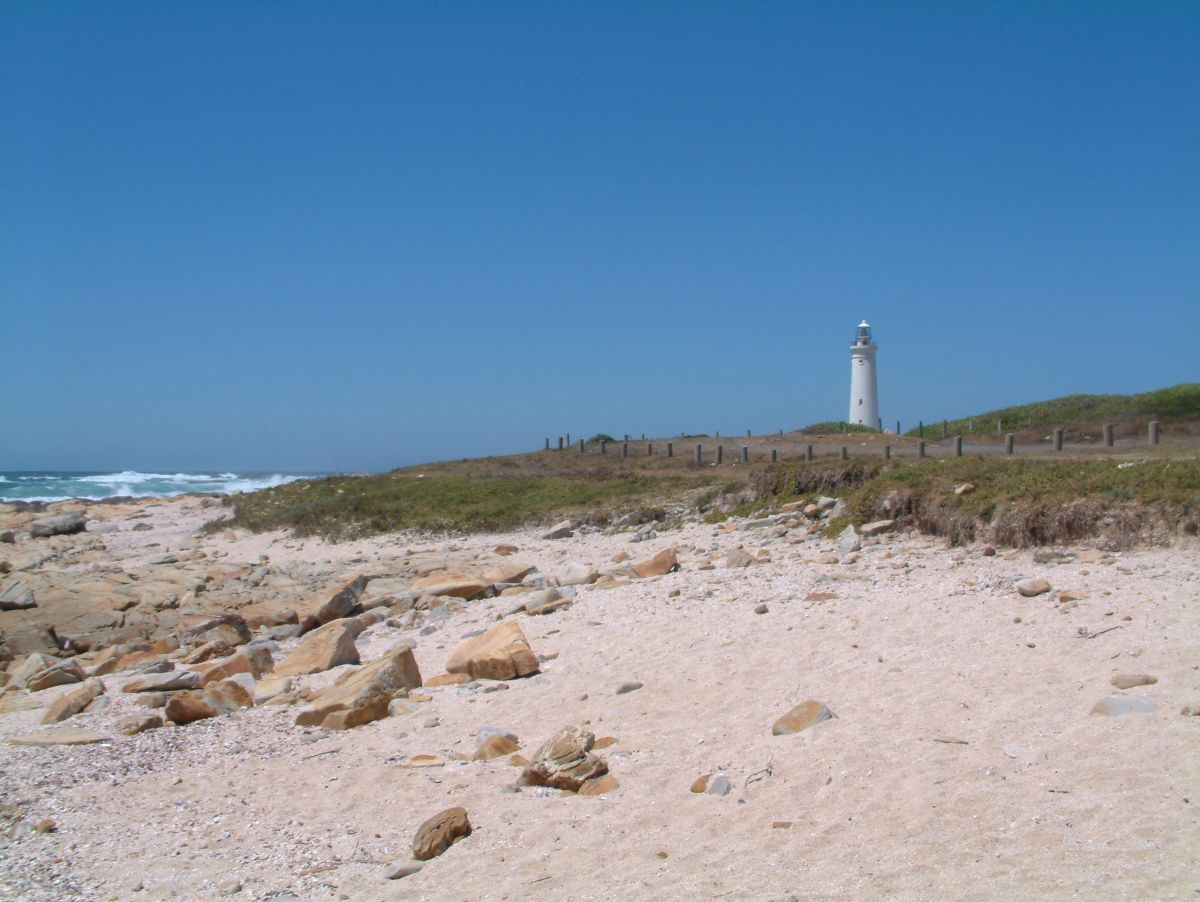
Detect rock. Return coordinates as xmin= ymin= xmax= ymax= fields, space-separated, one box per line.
xmin=135 ymin=692 xmax=168 ymax=708
xmin=384 ymin=860 xmax=425 ymax=880
xmin=494 ymin=544 xmax=519 ymax=556
xmin=180 ymin=612 xmax=251 ymax=647
xmin=320 ymin=574 xmax=369 ymax=620
xmin=754 ymin=603 xmax=769 ymax=614
xmin=446 ymin=621 xmax=539 ymax=681
xmin=474 ymin=735 xmax=519 ymax=760
xmin=410 ymin=573 xmax=488 ymax=600
xmin=165 ymin=691 xmax=218 ymax=724
xmin=981 ymin=545 xmax=996 ymax=556
xmin=706 ymin=774 xmax=732 ymax=796
xmin=859 ymin=520 xmax=895 ymax=538
xmin=615 ymin=680 xmax=643 ymax=695
xmin=27 ymin=659 xmax=86 ymax=692
xmin=122 ymin=671 xmax=200 ymax=693
xmin=954 ymin=482 xmax=976 ymax=495
xmin=481 ymin=561 xmax=537 ymax=585
xmin=556 ymin=562 xmax=598 ymax=586
xmin=113 ymin=714 xmax=163 ymax=736
xmin=690 ymin=774 xmax=711 ymax=793
xmin=1180 ymin=704 xmax=1200 ymax=717
xmin=1091 ymin=696 xmax=1157 ymax=716
xmin=523 ymin=588 xmax=571 ymax=616
xmin=578 ymin=775 xmax=620 ymax=796
xmin=29 ymin=513 xmax=87 ymax=538
xmin=239 ymin=600 xmax=298 ymax=630
xmin=1016 ymin=578 xmax=1052 ymax=597
xmin=523 ymin=725 xmax=608 ymax=791
xmin=542 ymin=520 xmax=574 ymax=540
xmin=9 ymin=727 xmax=109 ymax=746
xmin=725 ymin=548 xmax=756 ymax=568
xmin=0 ymin=582 xmax=36 ymax=611
xmin=426 ymin=672 xmax=471 ymax=688
xmin=1110 ymin=674 xmax=1157 ymax=690
xmin=632 ymin=549 xmax=679 ymax=578
xmin=413 ymin=807 xmax=472 ymax=861
xmin=293 ymin=645 xmax=423 ymax=729
xmin=252 ymin=674 xmax=292 ymax=704
xmin=772 ymin=700 xmax=837 ymax=735
xmin=9 ymin=652 xmax=60 ymax=689
xmin=837 ymin=525 xmax=861 ymax=555
xmin=274 ymin=622 xmax=359 ymax=677
xmin=41 ymin=678 xmax=104 ymax=724
xmin=195 ymin=646 xmax=274 ymax=687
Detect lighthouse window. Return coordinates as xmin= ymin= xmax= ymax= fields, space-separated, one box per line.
xmin=858 ymin=399 xmax=862 ymax=406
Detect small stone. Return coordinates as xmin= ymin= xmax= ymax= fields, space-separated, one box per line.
xmin=578 ymin=774 xmax=619 ymax=796
xmin=412 ymin=807 xmax=472 ymax=860
xmin=218 ymin=881 xmax=242 ymax=896
xmin=981 ymin=545 xmax=996 ymax=556
xmin=384 ymin=860 xmax=425 ymax=880
xmin=1016 ymin=578 xmax=1052 ymax=597
xmin=523 ymin=725 xmax=608 ymax=790
xmin=706 ymin=775 xmax=732 ymax=796
xmin=690 ymin=774 xmax=711 ymax=793
xmin=772 ymin=700 xmax=837 ymax=735
xmin=615 ymin=680 xmax=643 ymax=695
xmin=954 ymin=482 xmax=976 ymax=495
xmin=754 ymin=604 xmax=769 ymax=614
xmin=34 ymin=818 xmax=56 ymax=834
xmin=114 ymin=714 xmax=164 ymax=736
xmin=474 ymin=735 xmax=519 ymax=760
xmin=1180 ymin=704 xmax=1200 ymax=717
xmin=1110 ymin=674 xmax=1157 ymax=690
xmin=725 ymin=548 xmax=756 ymax=568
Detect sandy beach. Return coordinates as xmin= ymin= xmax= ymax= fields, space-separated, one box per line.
xmin=1 ymin=496 xmax=1198 ymax=901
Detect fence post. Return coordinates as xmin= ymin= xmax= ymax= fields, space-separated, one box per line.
xmin=746 ymin=429 xmax=751 ymax=438
xmin=1053 ymin=428 xmax=1064 ymax=452
xmin=771 ymin=448 xmax=778 ymax=463
xmin=566 ymin=433 xmax=570 ymax=447
xmin=667 ymin=442 xmax=674 ymax=457
xmin=579 ymin=439 xmax=584 ymax=453
xmin=1103 ymin=424 xmax=1114 ymax=447
xmin=885 ymin=444 xmax=892 ymax=460
xmin=601 ymin=440 xmax=607 ymax=455
xmin=896 ymin=420 xmax=900 ymax=434
xmin=841 ymin=446 xmax=849 ymax=460
xmin=1149 ymin=421 xmax=1160 ymax=444
xmin=716 ymin=445 xmax=723 ymax=464
xmin=558 ymin=436 xmax=563 ymax=451
xmin=942 ymin=420 xmax=948 ymax=439
xmin=1005 ymin=433 xmax=1015 ymax=455
xmin=695 ymin=444 xmax=702 ymax=465
xmin=545 ymin=438 xmax=550 ymax=450
xmin=918 ymin=440 xmax=926 ymax=458
xmin=740 ymin=445 xmax=748 ymax=464
xmin=622 ymin=442 xmax=628 ymax=458
xmin=954 ymin=435 xmax=963 ymax=457
xmin=919 ymin=421 xmax=924 ymax=439
xmin=806 ymin=444 xmax=814 ymax=461
xmin=647 ymin=443 xmax=653 ymax=456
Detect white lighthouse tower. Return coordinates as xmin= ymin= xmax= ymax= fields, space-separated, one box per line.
xmin=848 ymin=320 xmax=880 ymax=429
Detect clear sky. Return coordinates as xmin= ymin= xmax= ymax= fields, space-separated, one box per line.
xmin=3 ymin=2 xmax=1197 ymax=472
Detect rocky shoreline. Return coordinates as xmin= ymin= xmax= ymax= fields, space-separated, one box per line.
xmin=1 ymin=496 xmax=1198 ymax=900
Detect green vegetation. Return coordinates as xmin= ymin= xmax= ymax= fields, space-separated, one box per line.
xmin=587 ymin=433 xmax=618 ymax=444
xmin=211 ymin=472 xmax=732 ymax=541
xmin=799 ymin=421 xmax=878 ymax=435
xmin=721 ymin=457 xmax=1200 ymax=546
xmin=905 ymin=383 xmax=1200 ymax=437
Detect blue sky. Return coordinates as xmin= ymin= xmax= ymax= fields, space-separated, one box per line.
xmin=3 ymin=2 xmax=1197 ymax=472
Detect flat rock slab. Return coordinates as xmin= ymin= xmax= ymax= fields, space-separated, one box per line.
xmin=30 ymin=513 xmax=87 ymax=538
xmin=1091 ymin=696 xmax=1157 ymax=717
xmin=1111 ymin=674 xmax=1157 ymax=689
xmin=772 ymin=700 xmax=837 ymax=735
xmin=10 ymin=727 xmax=109 ymax=747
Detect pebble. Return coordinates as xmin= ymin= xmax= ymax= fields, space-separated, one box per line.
xmin=615 ymin=681 xmax=643 ymax=695
xmin=384 ymin=860 xmax=425 ymax=880
xmin=754 ymin=603 xmax=769 ymax=614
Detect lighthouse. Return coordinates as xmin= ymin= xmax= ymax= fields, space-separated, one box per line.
xmin=848 ymin=320 xmax=880 ymax=429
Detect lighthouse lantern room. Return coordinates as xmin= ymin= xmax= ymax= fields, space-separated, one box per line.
xmin=848 ymin=320 xmax=880 ymax=429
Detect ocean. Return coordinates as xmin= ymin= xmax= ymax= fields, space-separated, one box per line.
xmin=0 ymin=471 xmax=310 ymax=504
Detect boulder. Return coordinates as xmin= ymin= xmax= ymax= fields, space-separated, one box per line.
xmin=29 ymin=513 xmax=87 ymax=538
xmin=859 ymin=520 xmax=895 ymax=538
xmin=166 ymin=680 xmax=253 ymax=724
xmin=772 ymin=700 xmax=837 ymax=735
xmin=195 ymin=646 xmax=274 ymax=687
xmin=274 ymin=622 xmax=359 ymax=677
xmin=445 ymin=621 xmax=539 ymax=681
xmin=8 ymin=652 xmax=61 ymax=689
xmin=481 ymin=561 xmax=537 ymax=586
xmin=122 ymin=670 xmax=200 ymax=693
xmin=239 ymin=600 xmax=298 ymax=630
xmin=1016 ymin=578 xmax=1052 ymax=597
xmin=0 ymin=581 xmax=36 ymax=611
xmin=293 ymin=646 xmax=423 ymax=729
xmin=312 ymin=576 xmax=369 ymax=626
xmin=413 ymin=807 xmax=472 ymax=861
xmin=555 ymin=562 xmax=598 ymax=587
xmin=180 ymin=612 xmax=251 ymax=647
xmin=541 ymin=521 xmax=574 ymax=540
xmin=252 ymin=674 xmax=292 ymax=705
xmin=837 ymin=525 xmax=861 ymax=555
xmin=523 ymin=588 xmax=570 ymax=616
xmin=523 ymin=725 xmax=609 ymax=791
xmin=409 ymin=573 xmax=488 ymax=600
xmin=41 ymin=678 xmax=104 ymax=724
xmin=632 ymin=549 xmax=679 ymax=578
xmin=113 ymin=714 xmax=163 ymax=736
xmin=27 ymin=659 xmax=86 ymax=693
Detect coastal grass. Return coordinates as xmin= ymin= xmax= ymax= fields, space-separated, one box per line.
xmin=210 ymin=471 xmax=734 ymax=541
xmin=904 ymin=383 xmax=1200 ymax=437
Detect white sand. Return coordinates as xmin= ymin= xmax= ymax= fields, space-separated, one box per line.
xmin=1 ymin=501 xmax=1198 ymax=901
